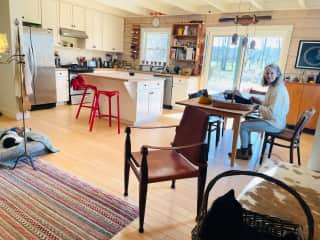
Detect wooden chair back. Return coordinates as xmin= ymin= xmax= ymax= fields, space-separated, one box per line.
xmin=293 ymin=108 xmax=316 ymax=140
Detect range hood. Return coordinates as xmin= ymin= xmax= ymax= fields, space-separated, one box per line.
xmin=60 ymin=28 xmax=88 ymax=39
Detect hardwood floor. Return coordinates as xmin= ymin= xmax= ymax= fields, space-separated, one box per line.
xmin=0 ymin=105 xmax=314 ymax=239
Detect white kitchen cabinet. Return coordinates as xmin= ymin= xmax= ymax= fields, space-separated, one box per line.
xmin=41 ymin=0 xmax=60 ymax=46
xmin=56 ymin=70 xmax=69 ymax=104
xmin=72 ymin=5 xmax=85 ymax=31
xmin=86 ymin=9 xmax=103 ymax=50
xmin=136 ymin=81 xmax=164 ymax=124
xmin=60 ymin=2 xmax=85 ymax=31
xmin=102 ymin=14 xmax=124 ymax=52
xmin=172 ymin=76 xmax=199 ymax=108
xmin=22 ymin=0 xmax=41 ymax=24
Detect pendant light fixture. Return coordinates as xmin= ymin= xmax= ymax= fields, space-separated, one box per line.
xmin=232 ymin=0 xmax=242 ymax=45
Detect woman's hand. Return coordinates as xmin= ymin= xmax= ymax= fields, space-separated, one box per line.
xmin=250 ymin=96 xmax=262 ymax=105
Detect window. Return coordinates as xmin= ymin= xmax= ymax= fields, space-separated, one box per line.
xmin=203 ymin=25 xmax=293 ymax=93
xmin=140 ymin=28 xmax=170 ymax=64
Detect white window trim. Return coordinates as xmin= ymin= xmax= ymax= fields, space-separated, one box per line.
xmin=140 ymin=28 xmax=171 ymax=63
xmin=201 ymin=25 xmax=293 ymax=89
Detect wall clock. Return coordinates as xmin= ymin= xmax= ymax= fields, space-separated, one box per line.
xmin=152 ymin=16 xmax=160 ymax=28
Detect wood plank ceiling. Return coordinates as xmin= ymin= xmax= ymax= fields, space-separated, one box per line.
xmin=94 ymin=0 xmax=320 ymax=17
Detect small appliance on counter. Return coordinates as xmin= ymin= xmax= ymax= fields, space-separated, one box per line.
xmin=54 ymin=51 xmax=61 ymax=67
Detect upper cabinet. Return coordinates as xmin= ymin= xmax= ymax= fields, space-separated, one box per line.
xmin=103 ymin=14 xmax=124 ymax=52
xmin=41 ymin=0 xmax=60 ymax=46
xmin=60 ymin=2 xmax=85 ymax=31
xmin=86 ymin=9 xmax=103 ymax=50
xmin=22 ymin=0 xmax=42 ymax=24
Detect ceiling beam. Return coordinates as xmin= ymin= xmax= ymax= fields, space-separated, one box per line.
xmin=159 ymin=0 xmax=200 ymax=13
xmin=297 ymin=0 xmax=307 ymax=8
xmin=132 ymin=0 xmax=174 ymax=15
xmin=249 ymin=0 xmax=264 ymax=10
xmin=95 ymin=0 xmax=150 ymax=15
xmin=202 ymin=0 xmax=229 ymax=12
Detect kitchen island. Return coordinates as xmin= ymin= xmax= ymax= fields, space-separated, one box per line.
xmin=82 ymin=71 xmax=165 ymax=125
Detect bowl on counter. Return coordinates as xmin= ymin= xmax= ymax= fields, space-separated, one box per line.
xmin=129 ymin=72 xmax=135 ymax=76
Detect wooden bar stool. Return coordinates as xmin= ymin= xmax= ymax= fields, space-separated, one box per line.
xmin=75 ymin=84 xmax=99 ymax=123
xmin=89 ymin=90 xmax=120 ymax=134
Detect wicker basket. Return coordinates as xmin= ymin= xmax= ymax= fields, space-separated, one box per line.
xmin=191 ymin=170 xmax=314 ymax=240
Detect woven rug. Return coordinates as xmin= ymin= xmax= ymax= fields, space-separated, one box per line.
xmin=0 ymin=159 xmax=138 ymax=239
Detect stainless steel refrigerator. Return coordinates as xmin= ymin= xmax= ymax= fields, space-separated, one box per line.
xmin=23 ymin=27 xmax=56 ymax=109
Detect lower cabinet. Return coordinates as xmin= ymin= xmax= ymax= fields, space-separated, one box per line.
xmin=56 ymin=70 xmax=69 ymax=103
xmin=286 ymin=82 xmax=320 ymax=130
xmin=136 ymin=81 xmax=164 ymax=124
xmin=171 ymin=76 xmax=199 ymax=107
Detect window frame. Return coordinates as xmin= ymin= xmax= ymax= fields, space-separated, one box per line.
xmin=202 ymin=25 xmax=293 ymax=89
xmin=140 ymin=28 xmax=171 ymax=64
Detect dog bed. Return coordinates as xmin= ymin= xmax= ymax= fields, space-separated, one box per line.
xmin=0 ymin=128 xmax=59 ymax=168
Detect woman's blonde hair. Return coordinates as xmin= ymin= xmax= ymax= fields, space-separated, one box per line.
xmin=262 ymin=64 xmax=283 ymax=86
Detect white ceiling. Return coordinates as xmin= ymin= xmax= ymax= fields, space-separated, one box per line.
xmin=92 ymin=0 xmax=320 ymax=17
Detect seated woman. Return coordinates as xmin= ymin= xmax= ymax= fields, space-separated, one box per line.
xmin=233 ymin=64 xmax=290 ymax=160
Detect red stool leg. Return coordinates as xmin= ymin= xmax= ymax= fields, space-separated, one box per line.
xmin=117 ymin=94 xmax=120 ymax=134
xmin=89 ymin=92 xmax=100 ymax=132
xmin=75 ymin=87 xmax=88 ymax=119
xmin=89 ymin=91 xmax=96 ymax=123
xmin=108 ymin=95 xmax=112 ymax=127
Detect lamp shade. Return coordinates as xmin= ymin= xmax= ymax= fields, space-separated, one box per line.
xmin=0 ymin=33 xmax=9 ymax=53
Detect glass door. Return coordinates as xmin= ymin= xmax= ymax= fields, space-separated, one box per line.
xmin=207 ymin=36 xmax=244 ymax=94
xmin=240 ymin=36 xmax=282 ymax=92
xmin=203 ymin=26 xmax=293 ymax=94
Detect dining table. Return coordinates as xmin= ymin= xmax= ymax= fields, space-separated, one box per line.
xmin=176 ymin=97 xmax=253 ymax=166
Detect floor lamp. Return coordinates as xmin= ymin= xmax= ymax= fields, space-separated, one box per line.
xmin=0 ymin=19 xmax=35 ymax=170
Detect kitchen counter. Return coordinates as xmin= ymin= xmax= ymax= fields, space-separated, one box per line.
xmin=92 ymin=68 xmax=200 ymax=79
xmin=82 ymin=71 xmax=165 ymax=126
xmin=82 ymin=71 xmax=165 ymax=82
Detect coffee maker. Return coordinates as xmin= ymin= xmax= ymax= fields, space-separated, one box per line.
xmin=104 ymin=54 xmax=113 ymax=68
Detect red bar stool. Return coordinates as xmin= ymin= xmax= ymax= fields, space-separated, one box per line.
xmin=75 ymin=84 xmax=100 ymax=123
xmin=89 ymin=90 xmax=120 ymax=134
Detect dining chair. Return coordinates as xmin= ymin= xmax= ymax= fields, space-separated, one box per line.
xmin=260 ymin=108 xmax=316 ymax=165
xmin=188 ymin=89 xmax=223 ymax=150
xmin=124 ymin=106 xmax=209 ymax=233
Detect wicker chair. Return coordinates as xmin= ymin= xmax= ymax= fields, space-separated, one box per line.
xmin=124 ymin=106 xmax=209 ymax=233
xmin=260 ymin=108 xmax=316 ymax=165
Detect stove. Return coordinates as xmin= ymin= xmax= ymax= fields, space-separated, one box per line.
xmin=63 ymin=65 xmax=95 ymax=105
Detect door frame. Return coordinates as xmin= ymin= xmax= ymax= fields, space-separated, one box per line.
xmin=201 ymin=25 xmax=293 ymax=89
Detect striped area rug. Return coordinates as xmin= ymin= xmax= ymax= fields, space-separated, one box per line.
xmin=0 ymin=159 xmax=138 ymax=240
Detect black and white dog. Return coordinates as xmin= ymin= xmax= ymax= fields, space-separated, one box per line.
xmin=0 ymin=128 xmax=24 ymax=148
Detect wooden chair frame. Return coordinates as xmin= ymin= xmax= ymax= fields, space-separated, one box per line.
xmin=124 ymin=125 xmax=208 ymax=233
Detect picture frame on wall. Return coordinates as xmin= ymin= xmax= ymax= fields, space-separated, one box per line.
xmin=295 ymin=40 xmax=320 ymax=70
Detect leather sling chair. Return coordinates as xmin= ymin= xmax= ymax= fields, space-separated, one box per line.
xmin=124 ymin=106 xmax=209 ymax=233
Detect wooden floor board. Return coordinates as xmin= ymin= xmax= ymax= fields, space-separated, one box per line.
xmin=0 ymin=105 xmax=314 ymax=239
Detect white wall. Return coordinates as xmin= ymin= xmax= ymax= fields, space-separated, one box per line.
xmin=308 ymin=117 xmax=320 ymax=171
xmin=56 ymin=47 xmax=108 ymax=65
xmin=0 ymin=0 xmax=20 ymax=118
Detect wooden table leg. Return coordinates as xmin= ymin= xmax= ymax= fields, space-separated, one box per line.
xmin=230 ymin=116 xmax=241 ymax=167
